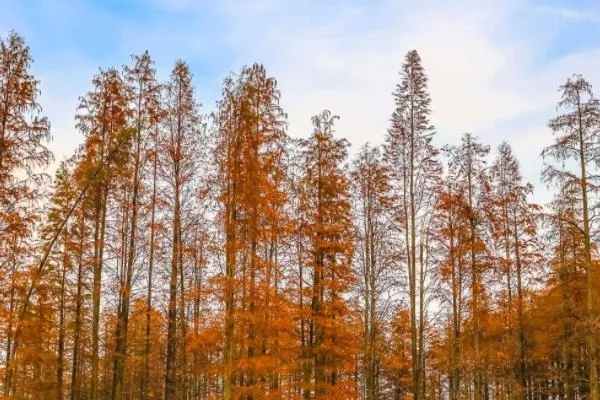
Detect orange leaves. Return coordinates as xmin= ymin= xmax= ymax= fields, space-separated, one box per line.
xmin=296 ymin=110 xmax=359 ymax=398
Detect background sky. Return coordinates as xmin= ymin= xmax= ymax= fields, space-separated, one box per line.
xmin=2 ymin=0 xmax=600 ymax=204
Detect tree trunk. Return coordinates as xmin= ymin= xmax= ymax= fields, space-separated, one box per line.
xmin=142 ymin=147 xmax=158 ymax=400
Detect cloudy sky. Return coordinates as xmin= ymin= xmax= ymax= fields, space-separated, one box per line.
xmin=2 ymin=0 xmax=600 ymax=203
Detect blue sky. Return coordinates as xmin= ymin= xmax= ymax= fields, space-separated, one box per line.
xmin=2 ymin=0 xmax=600 ymax=203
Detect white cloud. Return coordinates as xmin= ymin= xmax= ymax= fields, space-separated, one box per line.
xmin=535 ymin=5 xmax=600 ymax=23
xmin=212 ymin=0 xmax=600 ymax=204
xmin=4 ymin=0 xmax=600 ymax=204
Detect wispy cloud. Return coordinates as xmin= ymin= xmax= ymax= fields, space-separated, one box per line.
xmin=535 ymin=5 xmax=600 ymax=23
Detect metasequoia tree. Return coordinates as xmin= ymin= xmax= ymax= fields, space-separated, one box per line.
xmin=298 ymin=110 xmax=358 ymax=399
xmin=111 ymin=51 xmax=161 ymax=400
xmin=443 ymin=133 xmax=491 ymax=400
xmin=69 ymin=152 xmax=93 ymax=400
xmin=0 ymin=31 xmax=52 ymax=398
xmin=535 ymin=184 xmax=588 ymax=399
xmin=489 ymin=142 xmax=541 ymax=397
xmin=44 ymin=162 xmax=78 ymax=400
xmin=141 ymin=93 xmax=163 ymax=400
xmin=76 ymin=66 xmax=130 ymax=400
xmin=162 ymin=60 xmax=204 ymax=400
xmin=215 ymin=63 xmax=294 ymax=399
xmin=350 ymin=144 xmax=393 ymax=399
xmin=384 ymin=49 xmax=441 ymax=400
xmin=542 ymin=74 xmax=600 ymax=400
xmin=430 ymin=180 xmax=471 ymax=400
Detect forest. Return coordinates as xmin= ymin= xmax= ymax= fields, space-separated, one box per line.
xmin=0 ymin=28 xmax=599 ymax=400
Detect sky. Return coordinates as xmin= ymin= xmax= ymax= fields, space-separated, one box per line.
xmin=2 ymin=0 xmax=600 ymax=204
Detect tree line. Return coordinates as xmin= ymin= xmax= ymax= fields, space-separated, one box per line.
xmin=1 ymin=30 xmax=600 ymax=400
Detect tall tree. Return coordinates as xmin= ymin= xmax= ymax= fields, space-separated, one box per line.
xmin=351 ymin=144 xmax=393 ymax=399
xmin=542 ymin=74 xmax=600 ymax=400
xmin=76 ymin=66 xmax=129 ymax=400
xmin=42 ymin=162 xmax=76 ymax=400
xmin=489 ymin=142 xmax=541 ymax=397
xmin=214 ymin=63 xmax=294 ymax=399
xmin=162 ymin=60 xmax=203 ymax=400
xmin=430 ymin=180 xmax=470 ymax=400
xmin=536 ymin=183 xmax=586 ymax=399
xmin=384 ymin=49 xmax=441 ymax=400
xmin=141 ymin=108 xmax=162 ymax=400
xmin=69 ymin=154 xmax=92 ymax=400
xmin=111 ymin=50 xmax=161 ymax=400
xmin=299 ymin=110 xmax=357 ymax=399
xmin=443 ymin=133 xmax=490 ymax=400
xmin=0 ymin=31 xmax=52 ymax=397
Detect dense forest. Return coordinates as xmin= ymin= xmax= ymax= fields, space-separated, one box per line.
xmin=1 ymin=29 xmax=599 ymax=400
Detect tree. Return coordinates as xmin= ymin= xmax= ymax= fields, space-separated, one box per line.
xmin=111 ymin=50 xmax=161 ymax=400
xmin=380 ymin=306 xmax=412 ymax=399
xmin=162 ymin=60 xmax=204 ymax=400
xmin=299 ymin=110 xmax=358 ymax=399
xmin=44 ymin=162 xmax=78 ymax=400
xmin=76 ymin=66 xmax=130 ymax=400
xmin=384 ymin=49 xmax=441 ymax=400
xmin=535 ymin=183 xmax=587 ymax=399
xmin=489 ymin=142 xmax=541 ymax=397
xmin=430 ymin=180 xmax=471 ymax=400
xmin=0 ymin=31 xmax=52 ymax=397
xmin=542 ymin=74 xmax=600 ymax=400
xmin=69 ymin=153 xmax=92 ymax=400
xmin=351 ymin=144 xmax=393 ymax=399
xmin=141 ymin=89 xmax=163 ymax=400
xmin=214 ymin=63 xmax=295 ymax=399
xmin=443 ymin=133 xmax=491 ymax=400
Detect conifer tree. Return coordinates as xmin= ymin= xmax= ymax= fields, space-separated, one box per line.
xmin=162 ymin=60 xmax=204 ymax=400
xmin=76 ymin=66 xmax=129 ymax=400
xmin=443 ymin=133 xmax=490 ymax=400
xmin=299 ymin=110 xmax=357 ymax=399
xmin=430 ymin=180 xmax=471 ymax=400
xmin=351 ymin=144 xmax=393 ymax=399
xmin=0 ymin=31 xmax=52 ymax=397
xmin=111 ymin=50 xmax=161 ymax=400
xmin=489 ymin=142 xmax=541 ymax=396
xmin=542 ymin=74 xmax=600 ymax=400
xmin=384 ymin=50 xmax=440 ymax=400
xmin=215 ymin=63 xmax=294 ymax=399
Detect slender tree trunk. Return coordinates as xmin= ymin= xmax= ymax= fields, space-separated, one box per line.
xmin=91 ymin=180 xmax=108 ymax=400
xmin=449 ymin=205 xmax=461 ymax=400
xmin=112 ymin=98 xmax=143 ymax=400
xmin=312 ymin=150 xmax=325 ymax=398
xmin=408 ymin=121 xmax=421 ymax=400
xmin=192 ymin=238 xmax=202 ymax=400
xmin=512 ymin=212 xmax=526 ymax=395
xmin=418 ymin=239 xmax=426 ymax=400
xmin=56 ymin=243 xmax=68 ymax=400
xmin=165 ymin=175 xmax=181 ymax=400
xmin=142 ymin=147 xmax=158 ymax=400
xmin=577 ymin=96 xmax=598 ymax=400
xmin=71 ymin=214 xmax=85 ymax=400
xmin=466 ymin=144 xmax=482 ymax=400
xmin=3 ymin=254 xmax=16 ymax=398
xmin=223 ymin=190 xmax=236 ymax=400
xmin=165 ymin=105 xmax=183 ymax=399
xmin=299 ymin=237 xmax=310 ymax=400
xmin=179 ymin=233 xmax=188 ymax=400
xmin=223 ymin=123 xmax=239 ymax=400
